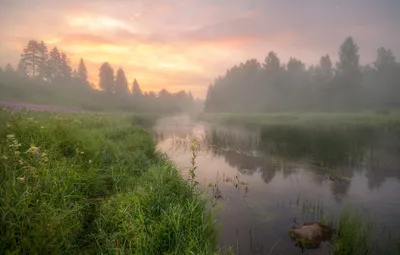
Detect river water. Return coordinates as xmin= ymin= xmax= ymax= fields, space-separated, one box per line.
xmin=154 ymin=116 xmax=400 ymax=255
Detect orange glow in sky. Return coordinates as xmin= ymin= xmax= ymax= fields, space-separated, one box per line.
xmin=0 ymin=0 xmax=399 ymax=98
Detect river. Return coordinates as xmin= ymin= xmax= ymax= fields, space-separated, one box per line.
xmin=154 ymin=115 xmax=400 ymax=255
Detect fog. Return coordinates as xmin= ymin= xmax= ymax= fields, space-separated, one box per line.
xmin=1 ymin=36 xmax=399 ymax=113
xmin=0 ymin=1 xmax=399 ymax=114
xmin=205 ymin=37 xmax=400 ymax=113
xmin=1 ymin=2 xmax=400 ymax=254
xmin=0 ymin=40 xmax=201 ymax=113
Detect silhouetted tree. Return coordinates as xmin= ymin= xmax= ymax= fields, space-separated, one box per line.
xmin=158 ymin=88 xmax=171 ymax=99
xmin=284 ymin=57 xmax=310 ymax=110
xmin=20 ymin=40 xmax=41 ymax=77
xmin=373 ymin=47 xmax=399 ymax=108
xmin=77 ymin=58 xmax=88 ymax=84
xmin=262 ymin=52 xmax=285 ymax=111
xmin=99 ymin=62 xmax=114 ymax=94
xmin=131 ymin=78 xmax=142 ymax=97
xmin=336 ymin=37 xmax=360 ymax=77
xmin=205 ymin=37 xmax=400 ymax=113
xmin=48 ymin=47 xmax=62 ymax=81
xmin=115 ymin=68 xmax=129 ymax=96
xmin=316 ymin=55 xmax=334 ymax=83
xmin=37 ymin=41 xmax=48 ymax=80
xmin=1 ymin=38 xmax=197 ymax=114
xmin=313 ymin=55 xmax=334 ymax=110
xmin=60 ymin=52 xmax=72 ymax=82
xmin=335 ymin=37 xmax=361 ymax=109
xmin=17 ymin=59 xmax=28 ymax=76
xmin=263 ymin=51 xmax=283 ymax=74
xmin=374 ymin=47 xmax=396 ymax=71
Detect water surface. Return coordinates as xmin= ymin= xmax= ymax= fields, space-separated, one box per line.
xmin=154 ymin=116 xmax=400 ymax=255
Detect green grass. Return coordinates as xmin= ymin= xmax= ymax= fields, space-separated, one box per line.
xmin=200 ymin=112 xmax=400 ymax=169
xmin=0 ymin=108 xmax=217 ymax=254
xmin=332 ymin=209 xmax=398 ymax=255
xmin=199 ymin=112 xmax=400 ymax=128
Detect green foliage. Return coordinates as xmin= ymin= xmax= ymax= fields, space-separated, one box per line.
xmin=199 ymin=112 xmax=400 ymax=129
xmin=0 ymin=108 xmax=216 ymax=254
xmin=94 ymin=164 xmax=216 ymax=254
xmin=331 ymin=209 xmax=395 ymax=255
xmin=188 ymin=138 xmax=200 ymax=190
xmin=259 ymin=125 xmax=371 ymax=166
xmin=200 ymin=112 xmax=400 ymax=169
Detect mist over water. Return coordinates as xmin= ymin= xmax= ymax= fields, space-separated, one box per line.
xmin=1 ymin=1 xmax=400 ymax=254
xmin=154 ymin=115 xmax=400 ymax=254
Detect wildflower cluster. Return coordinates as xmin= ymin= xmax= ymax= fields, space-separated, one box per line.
xmin=75 ymin=147 xmax=85 ymax=155
xmin=26 ymin=145 xmax=48 ymax=163
xmin=1 ymin=132 xmax=50 ymax=168
xmin=2 ymin=134 xmax=24 ymax=166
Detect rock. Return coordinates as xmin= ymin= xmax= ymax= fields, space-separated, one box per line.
xmin=289 ymin=222 xmax=332 ymax=248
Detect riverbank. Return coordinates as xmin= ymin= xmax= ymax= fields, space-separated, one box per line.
xmin=199 ymin=112 xmax=400 ymax=167
xmin=198 ymin=112 xmax=400 ymax=128
xmin=0 ymin=109 xmax=217 ymax=254
xmin=156 ymin=115 xmax=400 ymax=254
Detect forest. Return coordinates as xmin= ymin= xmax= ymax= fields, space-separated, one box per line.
xmin=0 ymin=40 xmax=199 ymax=113
xmin=204 ymin=37 xmax=400 ymax=113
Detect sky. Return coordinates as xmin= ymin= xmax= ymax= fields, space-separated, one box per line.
xmin=0 ymin=0 xmax=399 ymax=98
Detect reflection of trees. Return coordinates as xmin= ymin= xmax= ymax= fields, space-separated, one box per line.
xmin=210 ymin=147 xmax=297 ymax=184
xmin=212 ymin=142 xmax=400 ymax=195
xmin=330 ymin=178 xmax=351 ymax=203
xmin=212 ymin=149 xmax=263 ymax=175
xmin=363 ymin=148 xmax=400 ymax=190
xmin=158 ymin=122 xmax=400 ymax=195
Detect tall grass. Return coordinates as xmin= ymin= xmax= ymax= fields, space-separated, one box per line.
xmin=94 ymin=163 xmax=216 ymax=254
xmin=0 ymin=108 xmax=217 ymax=254
xmin=332 ymin=209 xmax=398 ymax=255
xmin=199 ymin=113 xmax=400 ymax=170
xmin=198 ymin=112 xmax=400 ymax=128
xmin=259 ymin=125 xmax=373 ymax=167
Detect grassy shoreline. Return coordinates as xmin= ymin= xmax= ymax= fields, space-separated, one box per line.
xmin=198 ymin=112 xmax=400 ymax=128
xmin=199 ymin=113 xmax=400 ymax=254
xmin=0 ymin=108 xmax=217 ymax=254
xmin=200 ymin=112 xmax=400 ymax=168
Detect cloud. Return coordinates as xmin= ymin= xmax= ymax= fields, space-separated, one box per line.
xmin=1 ymin=0 xmax=400 ymax=98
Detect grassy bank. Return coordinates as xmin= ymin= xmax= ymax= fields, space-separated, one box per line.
xmin=199 ymin=112 xmax=400 ymax=128
xmin=200 ymin=113 xmax=400 ymax=168
xmin=0 ymin=108 xmax=217 ymax=254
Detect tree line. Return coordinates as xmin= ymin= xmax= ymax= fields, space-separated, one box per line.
xmin=0 ymin=40 xmax=197 ymax=113
xmin=204 ymin=37 xmax=400 ymax=112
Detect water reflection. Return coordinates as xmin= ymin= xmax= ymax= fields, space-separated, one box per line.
xmin=154 ymin=116 xmax=400 ymax=254
xmin=154 ymin=117 xmax=400 ymax=202
xmin=203 ymin=124 xmax=400 ymax=190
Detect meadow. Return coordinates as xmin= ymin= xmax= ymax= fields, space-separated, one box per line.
xmin=0 ymin=108 xmax=217 ymax=254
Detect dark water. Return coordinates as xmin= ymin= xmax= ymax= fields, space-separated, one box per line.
xmin=154 ymin=116 xmax=400 ymax=255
